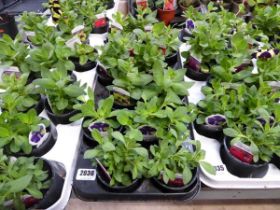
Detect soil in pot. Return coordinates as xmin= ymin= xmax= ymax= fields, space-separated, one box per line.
xmin=45 ymin=99 xmax=81 ymax=125
xmin=184 ymin=57 xmax=210 ymax=81
xmin=220 ymin=137 xmax=269 ymax=178
xmin=70 ymin=56 xmax=97 ymax=72
xmin=31 ymin=159 xmax=66 ymax=209
xmin=96 ymin=165 xmax=142 ymax=193
xmin=151 ymin=167 xmax=199 ymax=193
xmin=0 ymin=14 xmax=18 ymax=39
xmin=157 ymin=8 xmax=176 ymax=25
xmin=92 ymin=17 xmax=110 ymax=34
xmin=96 ymin=64 xmax=113 ymax=86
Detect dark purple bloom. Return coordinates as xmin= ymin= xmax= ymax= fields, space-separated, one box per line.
xmin=205 ymin=114 xmax=226 ymax=126
xmin=89 ymin=122 xmax=109 ymax=132
xmin=30 ymin=125 xmax=46 ymax=143
xmin=185 ymin=19 xmax=195 ymax=31
xmin=257 ymin=116 xmax=274 ymax=126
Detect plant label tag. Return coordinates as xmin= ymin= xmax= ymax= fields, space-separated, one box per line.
xmin=71 ymin=25 xmax=85 ymax=35
xmin=25 ymin=31 xmax=35 ymax=37
xmin=230 ymin=142 xmax=253 ymax=164
xmin=136 ymin=0 xmax=148 ymax=9
xmin=76 ymin=169 xmax=96 ymax=181
xmin=1 ymin=66 xmax=21 ymax=81
xmin=182 ymin=140 xmax=193 ymax=152
xmin=66 ymin=36 xmax=81 ymax=49
xmin=144 ymin=25 xmax=153 ymax=31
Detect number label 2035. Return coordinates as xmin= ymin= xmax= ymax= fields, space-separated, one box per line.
xmin=76 ymin=169 xmax=96 ymax=181
xmin=215 ymin=165 xmax=225 ymax=172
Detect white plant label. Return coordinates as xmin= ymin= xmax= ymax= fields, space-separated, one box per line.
xmin=76 ymin=169 xmax=96 ymax=181
xmin=66 ymin=36 xmax=81 ymax=49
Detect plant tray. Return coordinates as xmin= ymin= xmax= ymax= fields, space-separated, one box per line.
xmin=73 ymin=44 xmax=201 ymax=199
xmin=179 ymin=43 xmax=280 ymax=189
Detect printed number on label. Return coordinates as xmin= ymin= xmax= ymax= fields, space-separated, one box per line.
xmin=76 ymin=169 xmax=96 ymax=181
xmin=215 ymin=165 xmax=225 ymax=172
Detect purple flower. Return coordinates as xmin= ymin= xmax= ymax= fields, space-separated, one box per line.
xmin=257 ymin=116 xmax=274 ymax=126
xmin=89 ymin=122 xmax=109 ymax=132
xmin=30 ymin=125 xmax=46 ymax=143
xmin=185 ymin=19 xmax=195 ymax=31
xmin=205 ymin=114 xmax=226 ymax=126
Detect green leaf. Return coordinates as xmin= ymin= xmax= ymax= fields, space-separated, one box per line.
xmin=112 ymin=131 xmax=125 ymax=144
xmin=133 ymin=147 xmax=148 ymax=157
xmin=56 ymin=98 xmax=68 ymax=110
xmin=64 ymin=84 xmax=84 ymax=97
xmin=200 ymin=161 xmax=216 ymax=175
xmin=102 ymin=142 xmax=115 ymax=152
xmin=84 ymin=148 xmax=100 ymax=159
xmin=26 ymin=187 xmax=43 ymax=199
xmin=7 ymin=175 xmax=32 ymax=193
xmin=182 ymin=167 xmax=192 ymax=185
xmin=223 ymin=128 xmax=239 ymax=137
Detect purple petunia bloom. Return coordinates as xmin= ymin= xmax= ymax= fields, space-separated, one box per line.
xmin=30 ymin=125 xmax=46 ymax=143
xmin=185 ymin=19 xmax=195 ymax=31
xmin=89 ymin=122 xmax=109 ymax=132
xmin=206 ymin=114 xmax=226 ymax=126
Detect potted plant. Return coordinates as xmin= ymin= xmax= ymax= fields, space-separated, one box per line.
xmin=194 ymin=82 xmax=240 ymax=140
xmin=0 ymin=34 xmax=30 ymax=74
xmin=26 ymin=40 xmax=75 ymax=76
xmin=0 ymin=14 xmax=18 ymax=39
xmin=70 ymin=90 xmax=121 ymax=146
xmin=252 ymin=5 xmax=280 ymax=43
xmin=112 ymin=9 xmax=158 ymax=33
xmin=156 ymin=0 xmax=176 ymax=25
xmin=151 ymin=22 xmax=181 ymax=66
xmin=0 ymin=73 xmax=44 ymax=114
xmin=178 ymin=0 xmax=201 ymax=11
xmin=0 ymin=109 xmax=57 ymax=157
xmin=33 ymin=69 xmax=86 ymax=124
xmin=84 ymin=129 xmax=148 ymax=192
xmin=221 ymin=119 xmax=280 ymax=177
xmin=148 ymin=138 xmax=215 ymax=192
xmin=69 ymin=43 xmax=98 ymax=72
xmin=0 ymin=151 xmax=65 ymax=210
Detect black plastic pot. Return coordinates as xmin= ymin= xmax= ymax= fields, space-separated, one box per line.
xmin=0 ymin=14 xmax=18 ymax=39
xmin=97 ymin=165 xmax=143 ymax=193
xmin=185 ymin=63 xmax=210 ymax=81
xmin=165 ymin=52 xmax=178 ymax=67
xmin=32 ymin=159 xmax=65 ymax=209
xmin=178 ymin=29 xmax=193 ymax=42
xmin=96 ymin=64 xmax=113 ymax=86
xmin=92 ymin=18 xmax=110 ymax=34
xmin=70 ymin=57 xmax=97 ymax=72
xmin=5 ymin=120 xmax=57 ymax=157
xmin=272 ymin=155 xmax=280 ymax=170
xmin=220 ymin=137 xmax=269 ymax=178
xmin=105 ymin=0 xmax=115 ymax=9
xmin=151 ymin=167 xmax=198 ymax=193
xmin=45 ymin=99 xmax=80 ymax=125
xmin=193 ymin=120 xmax=224 ymax=142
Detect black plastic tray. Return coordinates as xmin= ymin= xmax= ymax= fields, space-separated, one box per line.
xmin=73 ymin=66 xmax=201 ymax=200
xmin=0 ymin=0 xmax=46 ymax=14
xmin=73 ymin=124 xmax=201 ymax=201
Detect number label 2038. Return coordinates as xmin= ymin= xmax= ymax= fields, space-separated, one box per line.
xmin=76 ymin=169 xmax=96 ymax=181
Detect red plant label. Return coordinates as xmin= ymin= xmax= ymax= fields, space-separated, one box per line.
xmin=230 ymin=142 xmax=253 ymax=164
xmin=94 ymin=18 xmax=107 ymax=28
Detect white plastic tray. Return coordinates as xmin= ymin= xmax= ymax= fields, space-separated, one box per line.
xmin=179 ymin=44 xmax=280 ymax=189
